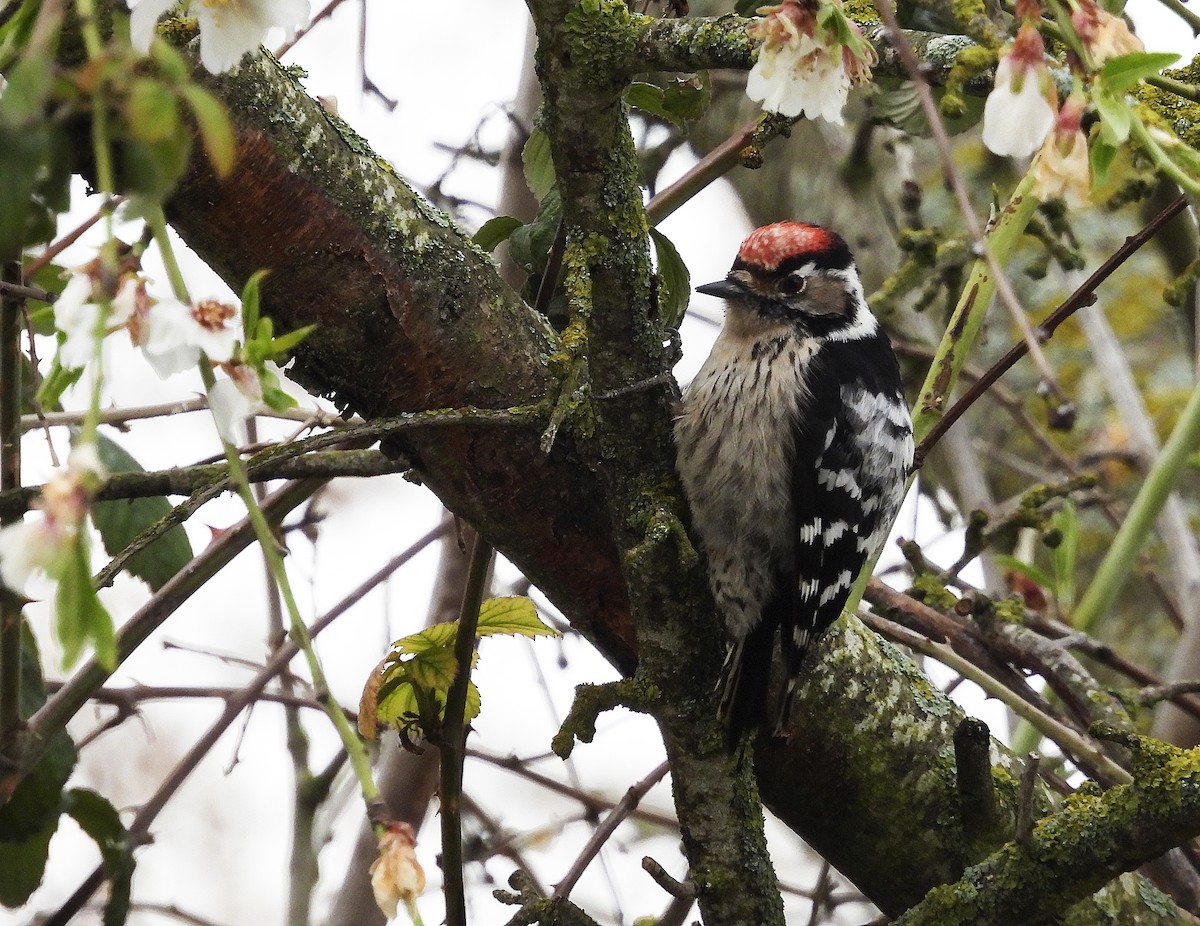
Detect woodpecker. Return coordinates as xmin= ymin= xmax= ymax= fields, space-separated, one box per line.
xmin=674 ymin=222 xmax=913 ymax=740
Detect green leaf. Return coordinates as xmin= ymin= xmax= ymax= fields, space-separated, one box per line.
xmin=180 ymin=84 xmax=236 ymax=177
xmin=0 ymin=124 xmax=49 ymax=261
xmin=0 ymin=820 xmax=56 ymax=907
xmin=0 ymin=631 xmax=77 ymax=845
xmin=63 ymin=789 xmax=134 ymax=926
xmin=125 ymin=78 xmax=180 ymax=144
xmin=240 ymin=268 xmax=270 ymax=341
xmin=476 ymin=596 xmax=558 ymax=639
xmin=662 ymin=73 xmax=711 ymax=124
xmin=1092 ymin=87 xmax=1132 ymax=146
xmin=473 ymin=215 xmax=523 ymax=253
xmin=119 ymin=135 xmax=193 ymax=200
xmin=406 ymin=646 xmax=459 ymax=689
xmin=648 ymin=227 xmax=691 ymax=329
xmin=626 ymin=82 xmax=670 ymax=122
xmin=392 ymin=621 xmax=458 ymax=656
xmin=90 ymin=434 xmax=193 ymax=591
xmin=508 ymin=187 xmax=562 ymax=275
xmin=54 ymin=535 xmax=115 ymax=670
xmin=35 ymin=353 xmax=83 ymax=411
xmin=1090 ymin=137 xmax=1118 ymax=185
xmin=376 ymin=676 xmax=420 ymax=725
xmin=1100 ymin=51 xmax=1181 ymax=93
xmin=521 ymin=127 xmax=556 ymax=201
xmin=267 ymin=323 xmax=316 ymax=358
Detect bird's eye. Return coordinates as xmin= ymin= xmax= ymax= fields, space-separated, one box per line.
xmin=779 ymin=273 xmax=807 ymax=297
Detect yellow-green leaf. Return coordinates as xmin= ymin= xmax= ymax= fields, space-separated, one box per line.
xmin=476 ymin=596 xmax=557 ymax=639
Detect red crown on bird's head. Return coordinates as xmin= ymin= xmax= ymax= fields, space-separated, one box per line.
xmin=735 ymin=222 xmax=849 ymax=271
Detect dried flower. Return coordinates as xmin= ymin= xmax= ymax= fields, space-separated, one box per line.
xmin=370 ymin=823 xmax=425 ymax=921
xmin=1033 ymin=95 xmax=1091 ymax=206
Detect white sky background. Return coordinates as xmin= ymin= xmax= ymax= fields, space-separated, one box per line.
xmin=6 ymin=2 xmax=1200 ymax=925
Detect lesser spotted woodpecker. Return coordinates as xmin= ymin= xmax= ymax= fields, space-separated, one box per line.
xmin=674 ymin=222 xmax=913 ymax=740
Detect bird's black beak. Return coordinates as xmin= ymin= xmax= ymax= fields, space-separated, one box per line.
xmin=695 ymin=278 xmax=744 ymax=300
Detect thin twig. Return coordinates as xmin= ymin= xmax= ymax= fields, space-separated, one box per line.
xmin=873 ymin=0 xmax=1069 ymax=412
xmin=859 ymin=610 xmax=1132 ymax=785
xmin=554 ymin=760 xmax=671 ymax=899
xmin=439 ymin=534 xmax=494 ymax=926
xmin=39 ymin=523 xmax=448 ymax=926
xmin=1016 ymin=753 xmax=1042 ymax=847
xmin=916 ymin=195 xmax=1189 ymax=462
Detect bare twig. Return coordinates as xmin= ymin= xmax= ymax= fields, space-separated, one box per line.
xmin=916 ymin=195 xmax=1189 ymax=462
xmin=554 ymin=760 xmax=671 ymax=899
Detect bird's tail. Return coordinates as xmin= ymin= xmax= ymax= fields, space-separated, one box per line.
xmin=716 ymin=622 xmax=775 ymax=749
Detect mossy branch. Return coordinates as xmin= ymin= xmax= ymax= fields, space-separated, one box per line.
xmin=895 ymin=730 xmax=1200 ymax=926
xmin=551 ymin=678 xmax=658 ymax=759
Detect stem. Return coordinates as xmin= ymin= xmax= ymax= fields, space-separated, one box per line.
xmin=146 ymin=207 xmax=191 ymax=303
xmin=201 ymin=360 xmax=382 ymax=811
xmin=0 ymin=263 xmax=23 ymax=737
xmin=17 ymin=478 xmax=322 ymax=786
xmin=1072 ymin=376 xmax=1200 ymax=634
xmin=439 ymin=533 xmax=493 ymax=926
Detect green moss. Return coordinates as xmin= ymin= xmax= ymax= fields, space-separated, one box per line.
xmin=564 ymin=0 xmax=647 ymax=78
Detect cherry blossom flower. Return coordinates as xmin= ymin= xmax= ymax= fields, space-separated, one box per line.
xmin=1033 ymin=95 xmax=1091 ymax=206
xmin=1071 ymin=0 xmax=1143 ymax=67
xmin=55 ymin=269 xmax=139 ymax=370
xmin=132 ymin=296 xmax=240 ymax=379
xmin=981 ymin=24 xmax=1058 ymax=158
xmin=128 ymin=0 xmax=310 ymax=74
xmin=0 ymin=447 xmax=105 ymax=594
xmin=370 ymin=823 xmax=425 ymax=920
xmin=745 ymin=0 xmax=876 ymax=124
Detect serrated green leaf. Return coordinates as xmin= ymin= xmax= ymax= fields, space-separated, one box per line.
xmin=393 ymin=621 xmax=458 ymax=656
xmin=521 ymin=128 xmax=556 ymax=202
xmin=1100 ymin=51 xmax=1181 ymax=93
xmin=463 ymin=679 xmax=481 ymax=724
xmin=55 ymin=535 xmax=115 ymax=669
xmin=63 ymin=789 xmax=134 ymax=926
xmin=473 ymin=215 xmax=523 ymax=253
xmin=90 ymin=434 xmax=193 ymax=592
xmin=126 ymin=78 xmax=180 ymax=144
xmin=648 ymin=227 xmax=691 ymax=329
xmin=626 ymin=82 xmax=670 ymax=122
xmin=376 ymin=676 xmax=420 ymax=725
xmin=476 ymin=596 xmax=557 ymax=639
xmin=180 ymin=84 xmax=235 ymax=177
xmin=406 ymin=646 xmax=459 ymax=689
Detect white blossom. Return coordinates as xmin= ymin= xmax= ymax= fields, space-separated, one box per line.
xmin=208 ymin=363 xmax=261 ymax=444
xmin=744 ymin=0 xmax=874 ymax=125
xmin=747 ymin=31 xmax=852 ymax=123
xmin=0 ymin=447 xmax=100 ymax=594
xmin=135 ymin=297 xmax=240 ymax=379
xmin=129 ymin=0 xmax=310 ymax=74
xmin=55 ymin=274 xmax=139 ymax=370
xmin=981 ymin=27 xmax=1057 ymax=158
